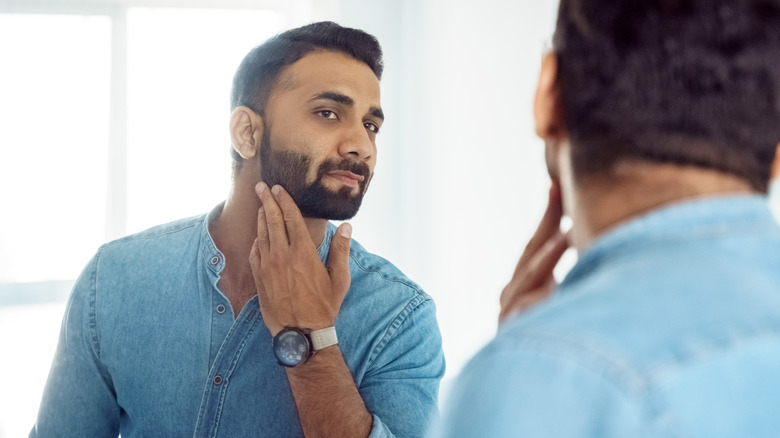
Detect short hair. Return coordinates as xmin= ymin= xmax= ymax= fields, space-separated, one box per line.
xmin=553 ymin=0 xmax=780 ymax=191
xmin=229 ymin=21 xmax=383 ymax=173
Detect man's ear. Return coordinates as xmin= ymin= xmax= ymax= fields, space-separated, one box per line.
xmin=230 ymin=106 xmax=264 ymax=160
xmin=534 ymin=52 xmax=566 ymax=140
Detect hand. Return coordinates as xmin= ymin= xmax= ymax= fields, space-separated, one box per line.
xmin=498 ymin=184 xmax=570 ymax=324
xmin=249 ymin=182 xmax=353 ymax=336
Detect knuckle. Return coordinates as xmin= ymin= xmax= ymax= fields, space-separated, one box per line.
xmin=264 ymin=208 xmax=282 ymax=222
xmin=283 ymin=206 xmax=302 ymax=221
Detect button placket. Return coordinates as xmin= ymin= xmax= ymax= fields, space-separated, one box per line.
xmin=195 ymin=297 xmax=263 ymax=435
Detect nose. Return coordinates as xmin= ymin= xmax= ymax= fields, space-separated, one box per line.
xmin=338 ymin=122 xmax=375 ymax=162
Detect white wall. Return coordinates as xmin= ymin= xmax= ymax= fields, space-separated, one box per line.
xmin=321 ymin=0 xmax=561 ymax=378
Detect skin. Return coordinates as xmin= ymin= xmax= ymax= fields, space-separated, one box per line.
xmin=499 ymin=52 xmax=756 ymax=322
xmin=209 ymin=50 xmax=383 ymax=437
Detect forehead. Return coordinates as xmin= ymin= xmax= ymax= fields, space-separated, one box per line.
xmin=269 ymin=50 xmax=381 ymax=109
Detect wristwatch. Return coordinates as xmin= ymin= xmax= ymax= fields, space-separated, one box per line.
xmin=272 ymin=326 xmax=338 ymax=367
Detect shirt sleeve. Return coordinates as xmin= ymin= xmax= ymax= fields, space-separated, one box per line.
xmin=435 ymin=340 xmax=652 ymax=438
xmin=360 ymin=296 xmax=446 ymax=438
xmin=30 ymin=252 xmax=121 ymax=438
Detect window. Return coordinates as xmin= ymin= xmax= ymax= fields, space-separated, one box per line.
xmin=125 ymin=8 xmax=284 ymax=234
xmin=0 ymin=14 xmax=111 ymax=284
xmin=0 ymin=4 xmax=311 ymax=435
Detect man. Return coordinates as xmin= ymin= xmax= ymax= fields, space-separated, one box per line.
xmin=32 ymin=22 xmax=444 ymax=437
xmin=438 ymin=0 xmax=780 ymax=436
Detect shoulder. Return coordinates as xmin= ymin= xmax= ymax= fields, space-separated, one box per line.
xmin=335 ymin=233 xmax=442 ymax=371
xmin=438 ymin=327 xmax=655 ymax=438
xmin=438 ymin=289 xmax=664 ymax=437
xmin=86 ymin=214 xmax=209 ymax=287
xmin=347 ymin=237 xmax=431 ymax=305
xmin=97 ymin=214 xmax=206 ymax=259
xmin=103 ymin=214 xmax=205 ymax=247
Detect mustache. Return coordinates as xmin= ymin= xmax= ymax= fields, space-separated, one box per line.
xmin=317 ymin=159 xmax=370 ymax=179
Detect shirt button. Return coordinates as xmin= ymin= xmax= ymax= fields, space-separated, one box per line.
xmin=213 ymin=374 xmax=223 ymax=386
xmin=210 ymin=256 xmax=220 ymax=265
xmin=216 ymin=304 xmax=226 ymax=314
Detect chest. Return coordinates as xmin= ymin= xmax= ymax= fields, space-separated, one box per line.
xmin=217 ymin=270 xmax=258 ymax=317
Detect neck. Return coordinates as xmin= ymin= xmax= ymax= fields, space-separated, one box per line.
xmin=565 ymin=161 xmax=755 ymax=251
xmin=210 ymin=175 xmax=329 ymax=280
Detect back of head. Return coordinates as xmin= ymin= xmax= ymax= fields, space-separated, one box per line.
xmin=553 ymin=0 xmax=780 ymax=191
xmin=229 ymin=21 xmax=383 ymax=171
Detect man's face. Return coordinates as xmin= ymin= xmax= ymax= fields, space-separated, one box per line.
xmin=258 ymin=51 xmax=383 ymax=220
xmin=259 ymin=122 xmax=372 ymax=220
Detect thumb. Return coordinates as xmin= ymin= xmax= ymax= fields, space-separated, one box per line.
xmin=328 ymin=223 xmax=353 ymax=295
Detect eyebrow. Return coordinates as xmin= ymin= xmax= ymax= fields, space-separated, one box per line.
xmin=312 ymin=91 xmax=384 ymax=121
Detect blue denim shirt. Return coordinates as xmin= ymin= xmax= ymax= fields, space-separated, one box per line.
xmin=31 ymin=208 xmax=445 ymax=437
xmin=438 ymin=195 xmax=780 ymax=437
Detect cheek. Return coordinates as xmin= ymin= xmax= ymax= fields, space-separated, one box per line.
xmin=305 ymin=163 xmax=320 ymax=184
xmin=283 ymin=132 xmax=323 ymax=183
xmin=304 ymin=149 xmax=330 ymax=184
xmin=367 ymin=145 xmax=378 ymax=171
xmin=364 ymin=158 xmax=378 ymax=191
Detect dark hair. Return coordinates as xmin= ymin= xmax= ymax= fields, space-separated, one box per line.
xmin=229 ymin=21 xmax=383 ymax=174
xmin=553 ymin=0 xmax=780 ymax=191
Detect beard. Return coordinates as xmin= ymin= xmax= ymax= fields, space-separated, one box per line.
xmin=258 ymin=125 xmax=372 ymax=220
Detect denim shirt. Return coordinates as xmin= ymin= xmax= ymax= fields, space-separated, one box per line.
xmin=438 ymin=195 xmax=780 ymax=437
xmin=31 ymin=208 xmax=445 ymax=437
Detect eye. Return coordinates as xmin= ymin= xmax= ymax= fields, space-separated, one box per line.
xmin=364 ymin=122 xmax=380 ymax=134
xmin=318 ymin=110 xmax=337 ymax=120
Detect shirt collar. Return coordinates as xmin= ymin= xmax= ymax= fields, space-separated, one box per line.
xmin=202 ymin=202 xmax=226 ymax=276
xmin=560 ymin=194 xmax=776 ymax=289
xmin=198 ymin=202 xmax=336 ymax=277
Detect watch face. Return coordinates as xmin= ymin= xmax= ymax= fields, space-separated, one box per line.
xmin=273 ymin=328 xmax=311 ymax=367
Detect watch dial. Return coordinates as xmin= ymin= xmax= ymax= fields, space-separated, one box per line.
xmin=274 ymin=329 xmax=310 ymax=366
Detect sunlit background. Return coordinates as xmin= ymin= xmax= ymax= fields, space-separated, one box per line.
xmin=2 ymin=1 xmax=779 ymax=436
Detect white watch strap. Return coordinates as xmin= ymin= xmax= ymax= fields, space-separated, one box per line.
xmin=310 ymin=326 xmax=338 ymax=351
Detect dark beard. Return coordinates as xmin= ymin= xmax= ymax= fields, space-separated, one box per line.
xmin=258 ymin=125 xmax=371 ymax=220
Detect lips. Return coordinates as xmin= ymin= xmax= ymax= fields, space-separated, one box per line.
xmin=326 ymin=170 xmax=365 ymax=188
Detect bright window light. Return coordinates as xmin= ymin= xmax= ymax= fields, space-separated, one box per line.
xmin=0 ymin=14 xmax=111 ymax=283
xmin=126 ymin=8 xmax=285 ymax=234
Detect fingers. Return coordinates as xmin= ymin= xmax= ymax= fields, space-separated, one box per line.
xmin=526 ymin=231 xmax=569 ymax=288
xmin=256 ymin=205 xmax=270 ymax=253
xmin=268 ymin=184 xmax=310 ymax=245
xmin=255 ymin=182 xmax=286 ymax=249
xmin=249 ymin=238 xmax=266 ymax=296
xmin=506 ymin=231 xmax=568 ymax=319
xmin=328 ymin=223 xmax=353 ymax=296
xmin=520 ymin=184 xmax=564 ymax=265
xmin=498 ymin=278 xmax=555 ymax=324
xmin=499 ymin=193 xmax=570 ymax=324
xmin=255 ymin=182 xmax=308 ymax=248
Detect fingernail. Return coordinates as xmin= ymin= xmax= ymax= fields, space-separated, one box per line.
xmin=339 ymin=223 xmax=352 ymax=238
xmin=255 ymin=183 xmax=266 ymax=195
xmin=271 ymin=185 xmax=281 ymax=196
